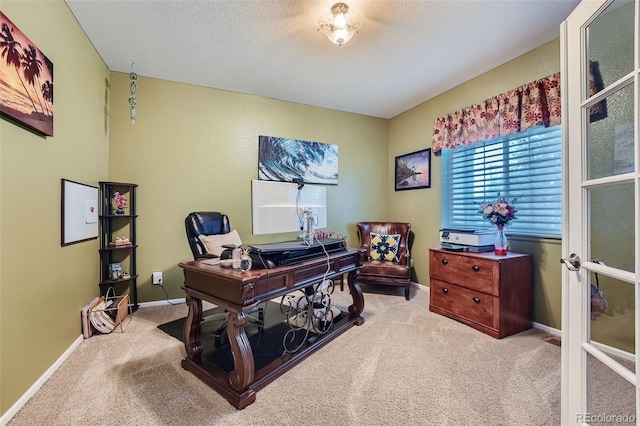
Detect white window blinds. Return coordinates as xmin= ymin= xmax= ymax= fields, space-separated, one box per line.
xmin=441 ymin=125 xmax=562 ymax=237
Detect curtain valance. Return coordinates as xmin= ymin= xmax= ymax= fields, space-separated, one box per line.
xmin=432 ymin=73 xmax=561 ymax=153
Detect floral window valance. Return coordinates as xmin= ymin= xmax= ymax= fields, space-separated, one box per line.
xmin=431 ymin=64 xmax=606 ymax=153
xmin=431 ymin=73 xmax=561 ymax=153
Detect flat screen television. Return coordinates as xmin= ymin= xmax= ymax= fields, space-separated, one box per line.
xmin=251 ymin=180 xmax=327 ymax=235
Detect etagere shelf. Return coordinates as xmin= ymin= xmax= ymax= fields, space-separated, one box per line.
xmin=99 ymin=181 xmax=139 ymax=311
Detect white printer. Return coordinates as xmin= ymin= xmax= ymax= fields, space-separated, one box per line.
xmin=439 ymin=229 xmax=495 ymax=252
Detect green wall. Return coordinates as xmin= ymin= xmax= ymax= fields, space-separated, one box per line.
xmin=0 ymin=0 xmax=109 ymax=415
xmin=388 ymin=40 xmax=564 ymax=331
xmin=107 ymin=73 xmax=388 ymax=302
xmin=1 ymin=0 xmax=571 ymax=420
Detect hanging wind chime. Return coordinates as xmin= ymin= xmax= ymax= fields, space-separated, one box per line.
xmin=129 ymin=61 xmax=137 ymax=124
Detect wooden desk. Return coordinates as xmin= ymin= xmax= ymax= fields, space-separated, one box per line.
xmin=179 ymin=247 xmax=365 ymax=409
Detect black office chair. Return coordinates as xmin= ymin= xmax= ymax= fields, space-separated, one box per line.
xmin=185 ymin=211 xmax=233 ymax=259
xmin=185 ymin=212 xmax=264 ymax=346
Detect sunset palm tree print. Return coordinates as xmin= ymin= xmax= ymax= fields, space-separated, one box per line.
xmin=0 ymin=12 xmax=54 ymax=136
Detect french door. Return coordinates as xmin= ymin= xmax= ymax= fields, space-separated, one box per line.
xmin=562 ymin=0 xmax=639 ymax=424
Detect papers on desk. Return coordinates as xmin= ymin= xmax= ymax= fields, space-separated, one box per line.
xmin=203 ymin=258 xmax=220 ymax=266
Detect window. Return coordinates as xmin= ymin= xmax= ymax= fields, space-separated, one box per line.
xmin=441 ymin=125 xmax=562 ymax=237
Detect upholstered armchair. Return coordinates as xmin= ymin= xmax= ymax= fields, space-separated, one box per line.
xmin=356 ymin=222 xmax=413 ymax=300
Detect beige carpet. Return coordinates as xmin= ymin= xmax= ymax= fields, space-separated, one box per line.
xmin=5 ymin=285 xmax=629 ymax=425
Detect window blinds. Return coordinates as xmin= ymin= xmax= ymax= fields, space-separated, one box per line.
xmin=441 ymin=125 xmax=562 ymax=237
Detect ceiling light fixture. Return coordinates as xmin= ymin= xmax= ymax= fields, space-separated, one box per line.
xmin=318 ymin=2 xmax=362 ymax=46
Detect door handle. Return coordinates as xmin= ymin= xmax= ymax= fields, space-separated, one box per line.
xmin=560 ymin=253 xmax=581 ymax=271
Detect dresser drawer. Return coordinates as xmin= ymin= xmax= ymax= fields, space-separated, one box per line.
xmin=430 ymin=278 xmax=495 ymax=328
xmin=430 ymin=250 xmax=495 ymax=295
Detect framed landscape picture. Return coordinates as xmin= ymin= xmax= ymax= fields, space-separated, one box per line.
xmin=395 ymin=148 xmax=431 ymax=191
xmin=0 ymin=12 xmax=54 ymax=137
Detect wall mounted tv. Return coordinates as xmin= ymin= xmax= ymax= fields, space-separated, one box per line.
xmin=251 ymin=180 xmax=327 ymax=235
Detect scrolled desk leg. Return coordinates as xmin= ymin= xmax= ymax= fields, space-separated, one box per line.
xmin=183 ymin=295 xmax=203 ymax=361
xmin=227 ymin=311 xmax=255 ymax=392
xmin=347 ymin=270 xmax=365 ymax=325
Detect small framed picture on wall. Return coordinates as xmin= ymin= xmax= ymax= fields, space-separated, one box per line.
xmin=395 ymin=148 xmax=431 ymax=191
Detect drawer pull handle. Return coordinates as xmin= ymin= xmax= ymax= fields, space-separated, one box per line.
xmin=441 ymin=259 xmax=448 ymax=265
xmin=472 ymin=297 xmax=480 ymax=304
xmin=442 ymin=288 xmax=449 ymax=294
xmin=472 ymin=265 xmax=480 ymax=272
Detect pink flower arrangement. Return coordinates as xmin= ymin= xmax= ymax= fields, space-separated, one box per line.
xmin=113 ymin=191 xmax=127 ymax=209
xmin=478 ymin=193 xmax=517 ymax=227
xmin=315 ymin=230 xmax=334 ymax=239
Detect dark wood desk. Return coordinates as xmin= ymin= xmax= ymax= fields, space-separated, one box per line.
xmin=179 ymin=247 xmax=365 ymax=409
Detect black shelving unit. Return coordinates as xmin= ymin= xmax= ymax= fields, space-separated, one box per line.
xmin=99 ymin=181 xmax=139 ymax=311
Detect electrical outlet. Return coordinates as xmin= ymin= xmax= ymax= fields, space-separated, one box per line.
xmin=152 ymin=272 xmax=163 ymax=285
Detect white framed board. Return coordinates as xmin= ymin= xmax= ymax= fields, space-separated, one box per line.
xmin=251 ymin=180 xmax=326 ymax=235
xmin=61 ymin=178 xmax=99 ymax=246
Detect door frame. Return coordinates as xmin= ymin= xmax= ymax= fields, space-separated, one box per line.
xmin=561 ymin=0 xmax=639 ymax=424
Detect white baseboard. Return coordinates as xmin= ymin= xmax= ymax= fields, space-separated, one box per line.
xmin=532 ymin=321 xmax=561 ymax=337
xmin=3 ymin=296 xmax=633 ymax=424
xmin=0 ymin=299 xmax=185 ymax=424
xmin=138 ymin=298 xmax=185 ymax=308
xmin=0 ymin=335 xmax=84 ymax=426
xmin=532 ymin=321 xmax=634 ymax=362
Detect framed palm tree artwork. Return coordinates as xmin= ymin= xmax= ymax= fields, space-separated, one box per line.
xmin=0 ymin=12 xmax=54 ymax=137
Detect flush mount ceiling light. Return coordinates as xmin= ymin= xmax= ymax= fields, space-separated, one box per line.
xmin=318 ymin=2 xmax=362 ymax=46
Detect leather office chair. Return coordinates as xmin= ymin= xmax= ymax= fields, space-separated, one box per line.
xmin=356 ymin=222 xmax=414 ymax=300
xmin=185 ymin=212 xmax=263 ymax=345
xmin=185 ymin=212 xmax=232 ymax=260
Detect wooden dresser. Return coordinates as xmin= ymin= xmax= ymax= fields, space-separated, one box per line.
xmin=429 ymin=247 xmax=533 ymax=339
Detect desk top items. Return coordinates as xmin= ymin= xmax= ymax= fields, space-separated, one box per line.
xmin=316 ymin=230 xmax=348 ymax=247
xmin=240 ymin=248 xmax=252 ymax=272
xmin=219 ymin=259 xmax=233 ymax=268
xmin=315 ymin=229 xmax=333 ymax=239
xmin=232 ymin=244 xmax=242 ymax=269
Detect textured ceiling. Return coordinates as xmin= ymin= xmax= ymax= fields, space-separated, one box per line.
xmin=65 ymin=0 xmax=580 ymax=119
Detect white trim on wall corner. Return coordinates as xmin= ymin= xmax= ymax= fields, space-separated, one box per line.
xmin=0 ymin=299 xmax=185 ymax=425
xmin=138 ymin=298 xmax=186 ymax=308
xmin=3 ymin=291 xmax=631 ymax=425
xmin=532 ymin=321 xmax=634 ymax=362
xmin=0 ymin=335 xmax=83 ymax=426
xmin=532 ymin=321 xmax=561 ymax=337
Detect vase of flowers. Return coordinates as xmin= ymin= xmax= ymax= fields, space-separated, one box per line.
xmin=113 ymin=191 xmax=127 ymax=215
xmin=478 ymin=193 xmax=517 ymax=256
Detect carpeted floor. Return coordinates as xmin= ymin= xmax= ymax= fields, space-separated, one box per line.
xmin=6 ymin=284 xmax=635 ymax=425
xmin=157 ymin=301 xmax=335 ymax=372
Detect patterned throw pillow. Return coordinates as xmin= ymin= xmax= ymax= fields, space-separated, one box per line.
xmin=369 ymin=232 xmax=401 ymax=262
xmin=198 ymin=229 xmax=242 ymax=256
